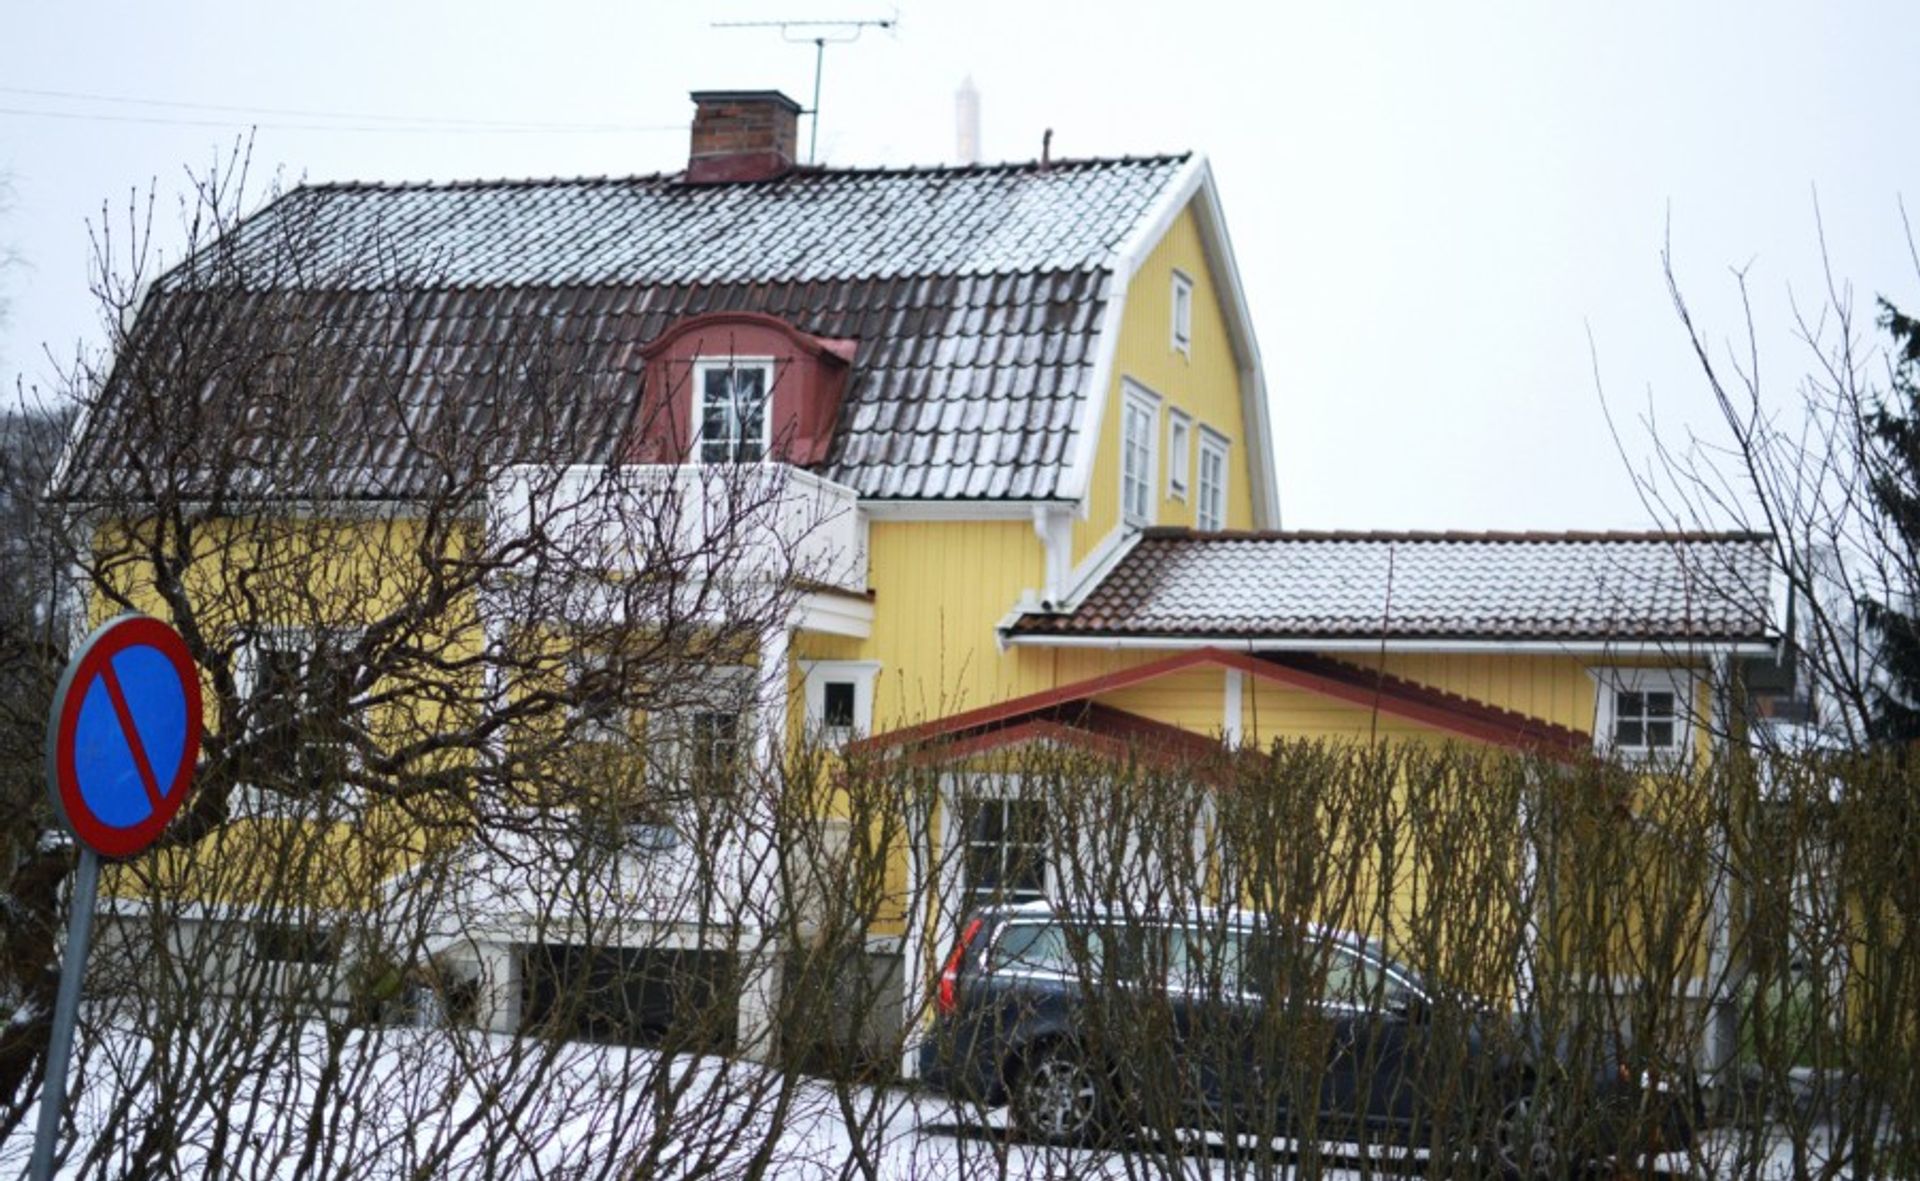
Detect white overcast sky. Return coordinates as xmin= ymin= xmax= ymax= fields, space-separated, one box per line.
xmin=2 ymin=1 xmax=1915 ymax=530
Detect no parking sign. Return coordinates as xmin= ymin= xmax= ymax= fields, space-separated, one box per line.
xmin=46 ymin=614 xmax=204 ymax=858
xmin=33 ymin=614 xmax=203 ymax=1181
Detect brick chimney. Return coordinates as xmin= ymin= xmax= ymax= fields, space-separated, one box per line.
xmin=687 ymin=90 xmax=801 ymax=184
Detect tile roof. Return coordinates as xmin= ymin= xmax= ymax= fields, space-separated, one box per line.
xmin=213 ymin=159 xmax=1188 ymax=288
xmin=1009 ymin=529 xmax=1775 ymax=644
xmin=83 ymin=156 xmax=1190 ymax=502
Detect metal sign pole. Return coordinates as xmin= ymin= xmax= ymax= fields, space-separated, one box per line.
xmin=29 ymin=846 xmax=101 ymax=1181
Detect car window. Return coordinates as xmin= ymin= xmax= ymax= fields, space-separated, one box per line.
xmin=991 ymin=921 xmax=1107 ymax=975
xmin=1320 ymin=944 xmax=1417 ymax=1009
xmin=990 ymin=922 xmax=1069 ymax=973
xmin=1170 ymin=924 xmax=1251 ymax=995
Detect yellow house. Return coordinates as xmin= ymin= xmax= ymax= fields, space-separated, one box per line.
xmin=68 ymin=89 xmax=1777 ymax=1069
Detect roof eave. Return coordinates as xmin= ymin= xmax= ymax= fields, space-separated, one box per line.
xmin=1056 ymin=155 xmax=1279 ymax=529
xmin=998 ymin=631 xmax=1780 ymax=657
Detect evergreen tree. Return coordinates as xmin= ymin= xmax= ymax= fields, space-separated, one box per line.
xmin=1859 ymin=300 xmax=1920 ymax=743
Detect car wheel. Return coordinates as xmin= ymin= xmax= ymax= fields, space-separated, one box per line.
xmin=1010 ymin=1041 xmax=1108 ymax=1145
xmin=1489 ymin=1087 xmax=1569 ymax=1179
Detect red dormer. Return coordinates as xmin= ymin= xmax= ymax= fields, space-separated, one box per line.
xmin=630 ymin=312 xmax=857 ymax=467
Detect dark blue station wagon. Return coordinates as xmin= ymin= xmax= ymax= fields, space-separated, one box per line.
xmin=918 ymin=902 xmax=1699 ymax=1172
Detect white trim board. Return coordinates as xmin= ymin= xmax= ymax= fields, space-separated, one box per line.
xmin=999 ymin=632 xmax=1773 ymax=658
xmin=1059 ymin=155 xmax=1280 ymax=530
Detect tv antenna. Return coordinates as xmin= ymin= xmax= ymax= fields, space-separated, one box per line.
xmin=712 ymin=15 xmax=896 ymax=164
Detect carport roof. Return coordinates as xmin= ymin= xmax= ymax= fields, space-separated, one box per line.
xmin=1007 ymin=529 xmax=1775 ymax=647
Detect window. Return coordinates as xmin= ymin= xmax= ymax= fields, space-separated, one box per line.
xmin=569 ymin=652 xmax=630 ymax=745
xmin=823 ymin=682 xmax=855 ymax=729
xmin=689 ymin=711 xmax=741 ymax=783
xmin=961 ymin=794 xmax=1049 ymax=908
xmin=243 ymin=630 xmax=359 ymax=798
xmin=1121 ymin=384 xmax=1159 ymax=526
xmin=255 ymin=923 xmax=340 ymax=966
xmin=1167 ymin=410 xmax=1192 ymax=501
xmin=800 ymin=660 xmax=879 ymax=748
xmin=1171 ymin=271 xmax=1193 ymax=355
xmin=1591 ymin=668 xmax=1695 ymax=762
xmin=1170 ymin=924 xmax=1255 ymax=995
xmin=990 ymin=921 xmax=1078 ymax=975
xmin=694 ymin=358 xmax=773 ymax=463
xmin=1196 ymin=429 xmax=1229 ymax=531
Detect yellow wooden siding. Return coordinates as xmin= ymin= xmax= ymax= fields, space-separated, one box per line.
xmin=89 ymin=515 xmax=477 ymax=904
xmin=1240 ymin=675 xmax=1448 ymax=747
xmin=1074 ymin=204 xmax=1257 ymax=566
xmin=795 ymin=519 xmax=1056 ymax=733
xmin=1098 ymin=668 xmax=1228 ymax=736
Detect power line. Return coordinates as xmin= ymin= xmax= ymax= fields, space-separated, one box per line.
xmin=0 ymin=85 xmax=678 ymax=135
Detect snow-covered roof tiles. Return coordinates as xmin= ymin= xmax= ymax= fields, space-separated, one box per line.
xmin=97 ymin=156 xmax=1190 ymax=502
xmin=1009 ymin=529 xmax=1775 ymax=645
xmin=213 ymin=158 xmax=1189 ymax=288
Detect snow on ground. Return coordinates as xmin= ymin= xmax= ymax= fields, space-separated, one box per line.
xmin=1 ymin=1016 xmax=1839 ymax=1179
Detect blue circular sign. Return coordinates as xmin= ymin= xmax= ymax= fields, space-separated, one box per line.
xmin=46 ymin=615 xmax=203 ymax=858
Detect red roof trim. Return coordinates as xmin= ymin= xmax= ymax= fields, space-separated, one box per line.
xmin=852 ymin=646 xmax=1589 ymax=760
xmin=891 ymin=701 xmax=1242 ymax=774
xmin=639 ymin=310 xmax=856 ymax=364
xmin=850 ymin=649 xmax=1226 ymax=751
xmin=1250 ymin=653 xmax=1588 ymax=757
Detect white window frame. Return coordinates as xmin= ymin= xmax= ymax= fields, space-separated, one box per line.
xmin=939 ymin=774 xmax=1055 ymax=915
xmin=1120 ymin=381 xmax=1161 ymax=527
xmin=1196 ymin=427 xmax=1230 ymax=532
xmin=799 ymin=659 xmax=881 ymax=749
xmin=1170 ymin=270 xmax=1194 ymax=356
xmin=654 ymin=667 xmax=755 ymax=779
xmin=692 ymin=356 xmax=775 ymax=464
xmin=1166 ymin=410 xmax=1192 ymax=502
xmin=233 ymin=627 xmax=365 ymax=817
xmin=565 ymin=651 xmax=625 ymax=746
xmin=1589 ymin=667 xmax=1696 ymax=763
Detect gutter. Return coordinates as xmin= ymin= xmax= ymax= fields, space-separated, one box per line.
xmin=997 ymin=632 xmax=1779 ymax=658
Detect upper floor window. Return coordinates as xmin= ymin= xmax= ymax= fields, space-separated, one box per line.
xmin=800 ymin=659 xmax=880 ymax=749
xmin=1196 ymin=429 xmax=1229 ymax=531
xmin=1167 ymin=410 xmax=1192 ymax=501
xmin=569 ymin=652 xmax=630 ymax=746
xmin=1121 ymin=384 xmax=1160 ymax=526
xmin=689 ymin=711 xmax=742 ymax=782
xmin=240 ymin=629 xmax=361 ymax=806
xmin=694 ymin=358 xmax=773 ymax=463
xmin=1171 ymin=271 xmax=1194 ymax=355
xmin=1591 ymin=668 xmax=1695 ymax=762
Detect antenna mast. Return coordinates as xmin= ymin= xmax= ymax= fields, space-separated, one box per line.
xmin=712 ymin=16 xmax=896 ymax=164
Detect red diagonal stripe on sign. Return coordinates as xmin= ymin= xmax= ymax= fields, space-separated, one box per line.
xmin=98 ymin=657 xmax=167 ymax=813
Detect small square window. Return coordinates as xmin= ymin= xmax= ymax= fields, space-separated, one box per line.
xmin=1171 ymin=271 xmax=1194 ymax=355
xmin=823 ymin=681 xmax=856 ymax=729
xmin=1593 ymin=670 xmax=1692 ymax=762
xmin=802 ymin=660 xmax=878 ymax=748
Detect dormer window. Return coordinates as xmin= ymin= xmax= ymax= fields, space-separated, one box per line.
xmin=695 ymin=358 xmax=773 ymax=463
xmin=636 ymin=314 xmax=856 ymax=467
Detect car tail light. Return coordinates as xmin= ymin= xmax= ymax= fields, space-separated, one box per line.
xmin=936 ymin=917 xmax=985 ymax=1015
